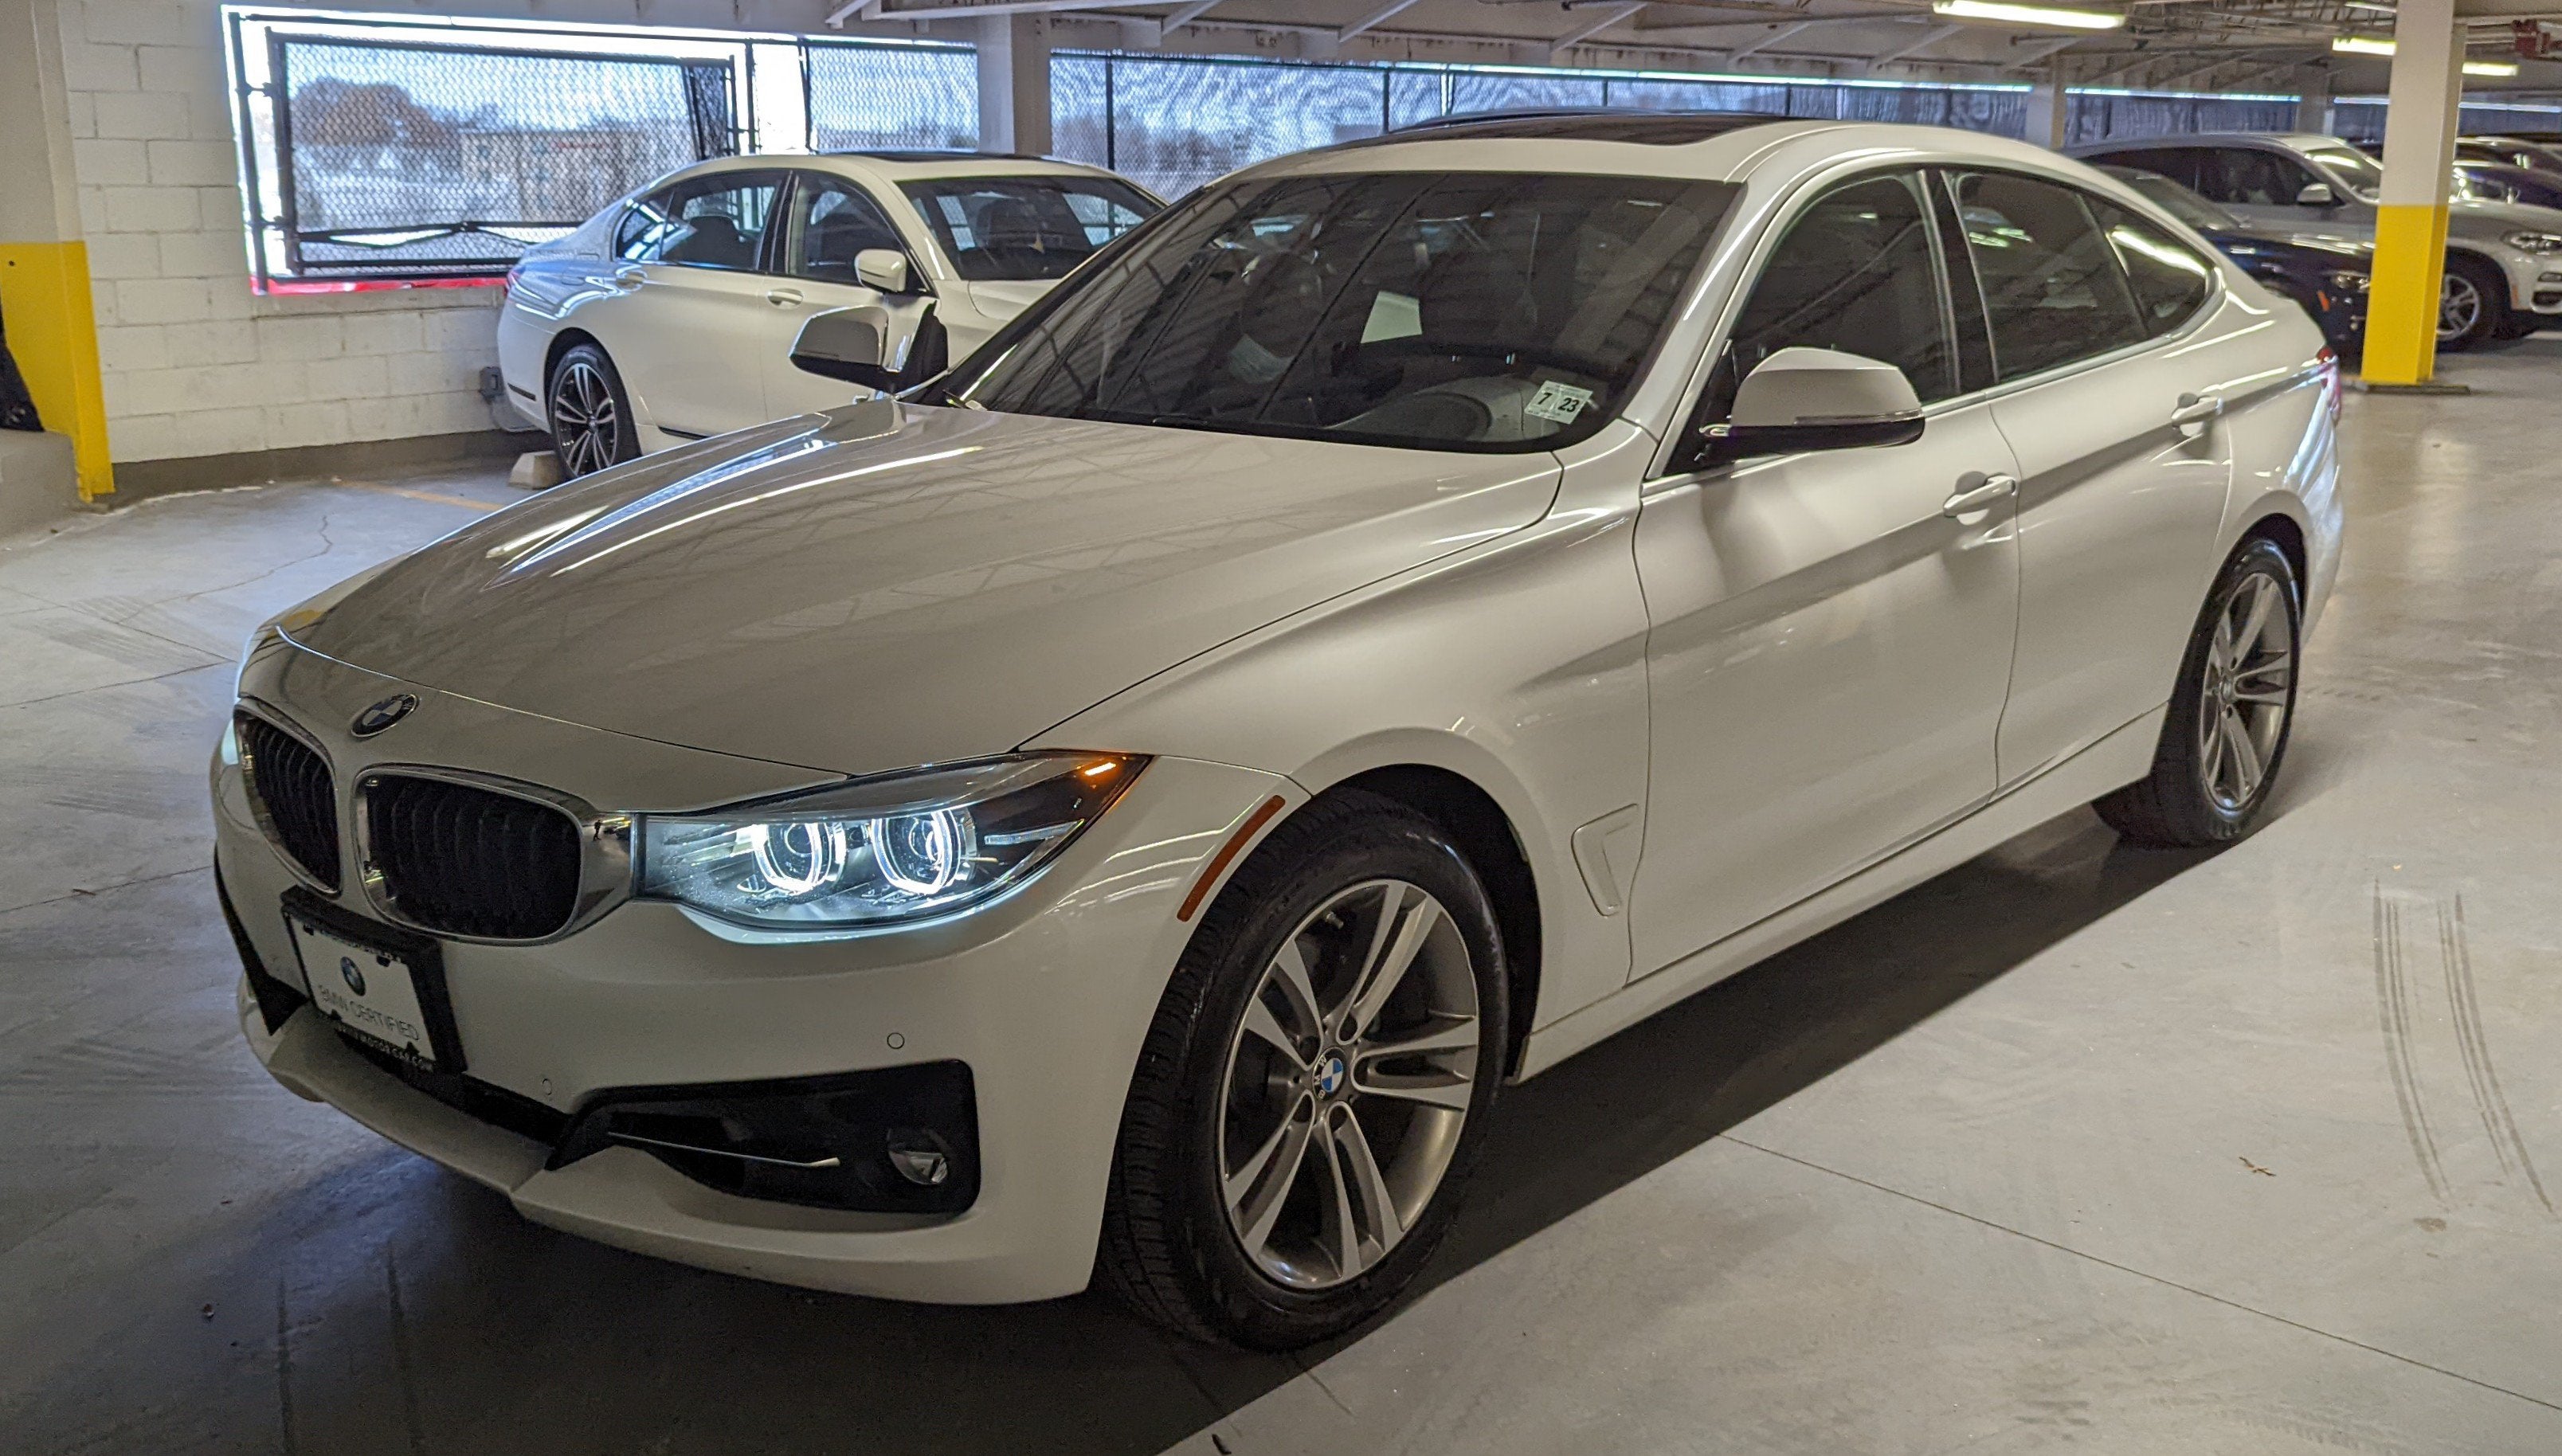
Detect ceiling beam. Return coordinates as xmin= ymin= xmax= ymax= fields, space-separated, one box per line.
xmin=1730 ymin=18 xmax=1822 ymax=57
xmin=1339 ymin=0 xmax=1427 ymax=41
xmin=1871 ymin=20 xmax=1962 ymax=64
xmin=1636 ymin=7 xmax=1918 ymax=33
xmin=1549 ymin=1 xmax=1648 ymax=58
xmin=2001 ymin=34 xmax=2083 ymax=72
xmin=1159 ymin=0 xmax=1226 ymax=32
xmin=826 ymin=0 xmax=1131 ymax=23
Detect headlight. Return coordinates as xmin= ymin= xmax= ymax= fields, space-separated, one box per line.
xmin=2328 ymin=271 xmax=2371 ymax=294
xmin=2502 ymin=230 xmax=2562 ymax=254
xmin=637 ymin=753 xmax=1144 ymax=930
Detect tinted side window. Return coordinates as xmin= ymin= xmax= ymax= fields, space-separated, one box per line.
xmin=2089 ymin=201 xmax=2215 ymax=336
xmin=2085 ymin=149 xmax=2200 ymax=191
xmin=1955 ymin=172 xmax=2149 ymax=381
xmin=781 ymin=176 xmax=909 ymax=285
xmin=1713 ymin=172 xmax=1957 ymax=416
xmin=2192 ymin=149 xmax=2314 ymax=208
xmin=615 ymin=173 xmax=781 ymax=270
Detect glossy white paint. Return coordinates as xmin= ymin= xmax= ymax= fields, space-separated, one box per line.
xmin=225 ymin=122 xmax=2342 ymax=1304
xmin=495 ymin=153 xmax=1152 ymax=452
xmin=1628 ymin=396 xmax=2021 ymax=976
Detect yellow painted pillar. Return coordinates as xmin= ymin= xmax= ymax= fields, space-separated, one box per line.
xmin=2360 ymin=0 xmax=2466 ymax=389
xmin=0 ymin=0 xmax=113 ymax=499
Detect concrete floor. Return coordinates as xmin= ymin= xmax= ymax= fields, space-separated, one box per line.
xmin=4 ymin=340 xmax=2560 ymax=1454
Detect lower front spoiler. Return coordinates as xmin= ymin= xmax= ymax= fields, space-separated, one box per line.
xmin=241 ymin=984 xmax=1079 ymax=1304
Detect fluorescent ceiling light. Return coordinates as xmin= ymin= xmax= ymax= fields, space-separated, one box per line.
xmin=2333 ymin=36 xmax=2525 ymax=74
xmin=1933 ymin=0 xmax=2124 ymax=30
xmin=2341 ymin=1 xmax=2396 ymax=10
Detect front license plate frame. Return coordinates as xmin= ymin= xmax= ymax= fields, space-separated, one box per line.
xmin=280 ymin=887 xmax=467 ymax=1074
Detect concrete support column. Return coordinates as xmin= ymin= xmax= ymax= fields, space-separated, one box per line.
xmin=0 ymin=0 xmax=112 ymax=503
xmin=2364 ymin=0 xmax=2466 ymax=387
xmin=974 ymin=14 xmax=1052 ymax=156
xmin=2294 ymin=64 xmax=2333 ymax=135
xmin=2024 ymin=68 xmax=2070 ymax=150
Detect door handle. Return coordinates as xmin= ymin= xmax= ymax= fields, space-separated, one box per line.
xmin=2171 ymin=392 xmax=2223 ymax=430
xmin=1941 ymin=472 xmax=2017 ymax=519
xmin=765 ymin=288 xmax=804 ymax=307
xmin=612 ymin=265 xmax=646 ymax=288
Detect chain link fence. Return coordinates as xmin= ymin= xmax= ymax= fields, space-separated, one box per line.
xmin=264 ymin=37 xmax=734 ymax=279
xmin=238 ymin=16 xmax=2354 ymax=284
xmin=806 ymin=41 xmax=977 ymax=152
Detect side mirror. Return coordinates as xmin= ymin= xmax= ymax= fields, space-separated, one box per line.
xmin=2296 ymin=182 xmax=2337 ymax=208
xmin=1705 ymin=347 xmax=1924 ymax=459
xmin=791 ymin=304 xmax=903 ymax=393
xmin=854 ymin=248 xmax=910 ymax=295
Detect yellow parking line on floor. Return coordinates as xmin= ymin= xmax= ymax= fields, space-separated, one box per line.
xmin=337 ymin=481 xmax=507 ymax=512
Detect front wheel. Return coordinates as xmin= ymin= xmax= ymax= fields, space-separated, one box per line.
xmin=2437 ymin=254 xmax=2509 ymax=352
xmin=546 ymin=342 xmax=638 ymax=479
xmin=2095 ymin=537 xmax=2302 ymax=847
xmin=1099 ymin=791 xmax=1509 ymax=1348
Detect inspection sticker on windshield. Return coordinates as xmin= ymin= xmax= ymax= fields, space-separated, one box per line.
xmin=1525 ymin=381 xmax=1596 ymax=425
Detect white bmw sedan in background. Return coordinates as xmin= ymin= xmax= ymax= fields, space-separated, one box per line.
xmin=495 ymin=151 xmax=1160 ymax=476
xmin=221 ymin=114 xmax=2340 ymax=1350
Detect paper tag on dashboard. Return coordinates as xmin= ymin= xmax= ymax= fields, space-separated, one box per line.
xmin=1525 ymin=381 xmax=1596 ymax=425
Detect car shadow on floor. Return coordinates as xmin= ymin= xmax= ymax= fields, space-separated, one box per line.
xmin=13 ymin=813 xmax=2216 ymax=1456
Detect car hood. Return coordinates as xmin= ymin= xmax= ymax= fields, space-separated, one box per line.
xmin=965 ymin=279 xmax=1055 ymax=319
xmin=288 ymin=403 xmax=1561 ymax=776
xmin=2213 ymin=228 xmax=2373 ymax=266
xmin=2449 ymin=197 xmax=2562 ymax=240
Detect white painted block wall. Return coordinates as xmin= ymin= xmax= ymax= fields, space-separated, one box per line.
xmin=60 ymin=0 xmax=504 ymax=466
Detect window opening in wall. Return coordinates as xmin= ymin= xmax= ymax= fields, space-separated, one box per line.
xmin=225 ymin=8 xmax=768 ymax=291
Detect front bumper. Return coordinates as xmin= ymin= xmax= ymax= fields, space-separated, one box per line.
xmin=218 ymin=643 xmax=1295 ymax=1302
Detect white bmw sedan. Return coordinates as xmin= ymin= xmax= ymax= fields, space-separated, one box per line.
xmin=494 ymin=151 xmax=1160 ymax=476
xmin=219 ymin=115 xmax=2340 ymax=1349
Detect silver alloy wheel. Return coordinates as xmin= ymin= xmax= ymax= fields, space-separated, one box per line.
xmin=1216 ymin=879 xmax=1479 ymax=1290
xmin=2439 ymin=272 xmax=2484 ymax=340
xmin=2195 ymin=569 xmax=2295 ymax=813
xmin=549 ymin=360 xmax=618 ymax=476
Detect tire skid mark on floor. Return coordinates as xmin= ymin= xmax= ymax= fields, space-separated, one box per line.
xmin=2372 ymin=883 xmax=2555 ymax=1217
xmin=2372 ymin=885 xmax=2452 ymax=1205
xmin=0 ymin=1031 xmax=269 ymax=1098
xmin=2437 ymin=897 xmax=2554 ymax=1215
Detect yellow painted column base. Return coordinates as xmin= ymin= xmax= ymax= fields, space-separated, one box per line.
xmin=0 ymin=241 xmax=114 ymax=501
xmin=2362 ymin=203 xmax=2450 ymax=387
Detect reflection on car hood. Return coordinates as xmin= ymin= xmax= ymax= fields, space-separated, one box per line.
xmin=2449 ymin=197 xmax=2562 ymax=240
xmin=288 ymin=403 xmax=1561 ymax=776
xmin=965 ymin=279 xmax=1055 ymax=319
xmin=2280 ymin=233 xmax=2375 ymax=258
xmin=2213 ymin=225 xmax=2376 ymax=264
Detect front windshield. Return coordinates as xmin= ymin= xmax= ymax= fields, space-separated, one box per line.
xmin=2110 ymin=168 xmax=2240 ymax=232
xmin=2305 ymin=147 xmax=2386 ymax=203
xmin=901 ymin=176 xmax=1161 ymax=282
xmin=943 ymin=170 xmax=1739 ymax=452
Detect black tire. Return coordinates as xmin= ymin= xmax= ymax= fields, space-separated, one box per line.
xmin=1099 ymin=790 xmax=1510 ymax=1349
xmin=2095 ymin=536 xmax=2302 ymax=847
xmin=546 ymin=342 xmax=638 ymax=478
xmin=2437 ymin=253 xmax=2509 ymax=352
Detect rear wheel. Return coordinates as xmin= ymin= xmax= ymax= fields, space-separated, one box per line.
xmin=1099 ymin=791 xmax=1509 ymax=1348
xmin=2437 ymin=254 xmax=2509 ymax=352
xmin=546 ymin=342 xmax=637 ymax=478
xmin=2095 ymin=537 xmax=2301 ymax=847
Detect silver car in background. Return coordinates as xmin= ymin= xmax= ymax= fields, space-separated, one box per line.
xmin=2070 ymin=131 xmax=2562 ymax=348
